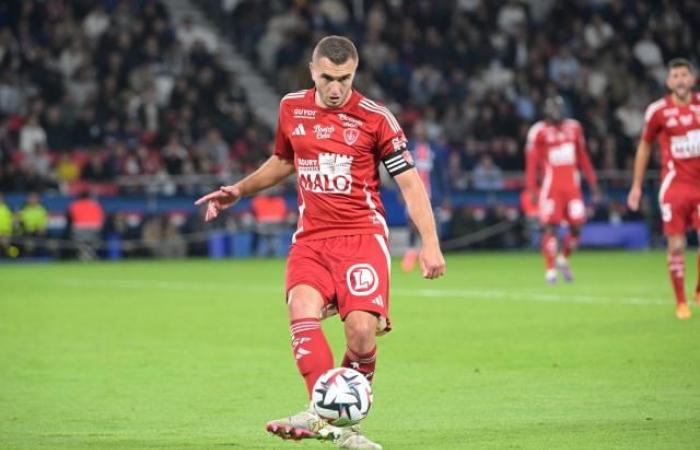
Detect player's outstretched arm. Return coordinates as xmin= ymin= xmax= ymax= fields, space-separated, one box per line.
xmin=627 ymin=140 xmax=652 ymax=211
xmin=195 ymin=155 xmax=295 ymax=222
xmin=394 ymin=168 xmax=446 ymax=279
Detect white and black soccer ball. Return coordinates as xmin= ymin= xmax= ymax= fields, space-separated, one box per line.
xmin=312 ymin=367 xmax=373 ymax=426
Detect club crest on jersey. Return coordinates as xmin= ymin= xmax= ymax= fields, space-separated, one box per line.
xmin=297 ymin=153 xmax=353 ymax=194
xmin=343 ymin=128 xmax=360 ymax=145
xmin=313 ymin=124 xmax=334 ymax=139
xmin=346 ymin=263 xmax=379 ymax=296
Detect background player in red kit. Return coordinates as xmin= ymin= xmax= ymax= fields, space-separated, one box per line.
xmin=627 ymin=58 xmax=700 ymax=320
xmin=525 ymin=96 xmax=600 ymax=284
xmin=195 ymin=36 xmax=445 ymax=449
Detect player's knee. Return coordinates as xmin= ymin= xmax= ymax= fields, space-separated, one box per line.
xmin=344 ymin=312 xmax=377 ymax=353
xmin=287 ymin=285 xmax=324 ymax=320
xmin=668 ymin=238 xmax=685 ymax=255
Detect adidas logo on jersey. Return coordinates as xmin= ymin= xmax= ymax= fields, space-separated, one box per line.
xmin=291 ymin=124 xmax=306 ymax=136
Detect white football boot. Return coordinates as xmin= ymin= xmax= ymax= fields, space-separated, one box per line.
xmin=335 ymin=426 xmax=383 ymax=449
xmin=266 ymin=403 xmax=341 ymax=441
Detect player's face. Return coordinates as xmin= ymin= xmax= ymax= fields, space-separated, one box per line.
xmin=666 ymin=66 xmax=696 ymax=101
xmin=310 ymin=57 xmax=357 ymax=108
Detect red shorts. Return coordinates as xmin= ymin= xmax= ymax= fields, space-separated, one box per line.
xmin=285 ymin=234 xmax=392 ymax=333
xmin=659 ymin=180 xmax=700 ymax=235
xmin=539 ymin=188 xmax=586 ymax=226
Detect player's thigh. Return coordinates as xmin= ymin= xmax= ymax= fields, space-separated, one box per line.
xmin=539 ymin=192 xmax=564 ymax=226
xmin=564 ymin=194 xmax=586 ymax=226
xmin=331 ymin=234 xmax=391 ymax=333
xmin=659 ymin=183 xmax=694 ymax=236
xmin=286 ymin=242 xmax=335 ymax=314
xmin=691 ymin=191 xmax=700 ymax=232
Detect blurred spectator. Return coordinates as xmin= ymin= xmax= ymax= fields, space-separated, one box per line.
xmin=0 ymin=193 xmax=14 ymax=254
xmin=19 ymin=115 xmax=47 ymax=155
xmin=176 ymin=16 xmax=218 ymax=53
xmin=18 ymin=192 xmax=48 ymax=256
xmin=82 ymin=153 xmax=112 ymax=182
xmin=251 ymin=187 xmax=290 ymax=257
xmin=472 ymin=155 xmax=505 ymax=191
xmin=68 ymin=191 xmax=105 ymax=260
xmin=56 ymin=153 xmax=80 ymax=185
xmin=18 ymin=192 xmax=48 ymax=236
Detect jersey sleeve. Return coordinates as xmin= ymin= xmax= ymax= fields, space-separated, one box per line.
xmin=641 ymin=104 xmax=662 ymax=143
xmin=273 ymin=102 xmax=293 ymax=161
xmin=574 ymin=122 xmax=597 ymax=186
xmin=374 ymin=109 xmax=413 ymax=177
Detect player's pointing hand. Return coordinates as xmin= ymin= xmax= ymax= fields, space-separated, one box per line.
xmin=194 ymin=185 xmax=242 ymax=222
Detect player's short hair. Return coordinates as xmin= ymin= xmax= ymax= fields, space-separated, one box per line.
xmin=312 ymin=36 xmax=358 ymax=65
xmin=667 ymin=58 xmax=695 ymax=73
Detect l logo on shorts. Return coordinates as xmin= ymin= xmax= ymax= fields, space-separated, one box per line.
xmin=346 ymin=263 xmax=379 ymax=296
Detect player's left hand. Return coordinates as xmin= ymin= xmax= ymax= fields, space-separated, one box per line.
xmin=419 ymin=242 xmax=446 ymax=279
xmin=591 ymin=185 xmax=602 ymax=204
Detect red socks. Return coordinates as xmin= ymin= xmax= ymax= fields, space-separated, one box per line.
xmin=541 ymin=231 xmax=557 ymax=270
xmin=667 ymin=252 xmax=686 ymax=306
xmin=290 ymin=318 xmax=334 ymax=398
xmin=342 ymin=346 xmax=377 ymax=383
xmin=562 ymin=233 xmax=579 ymax=258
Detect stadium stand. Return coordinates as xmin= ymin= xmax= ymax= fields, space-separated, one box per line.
xmin=1 ymin=0 xmax=697 ymax=257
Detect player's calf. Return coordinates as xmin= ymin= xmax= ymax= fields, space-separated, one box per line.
xmin=556 ymin=254 xmax=573 ymax=283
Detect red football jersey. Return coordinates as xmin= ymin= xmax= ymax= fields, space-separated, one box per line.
xmin=642 ymin=93 xmax=700 ymax=185
xmin=274 ymin=89 xmax=408 ymax=242
xmin=525 ymin=119 xmax=597 ymax=194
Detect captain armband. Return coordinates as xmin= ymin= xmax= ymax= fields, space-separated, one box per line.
xmin=381 ymin=149 xmax=414 ymax=177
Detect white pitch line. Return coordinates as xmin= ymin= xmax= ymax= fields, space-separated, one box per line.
xmin=55 ymin=278 xmax=668 ymax=307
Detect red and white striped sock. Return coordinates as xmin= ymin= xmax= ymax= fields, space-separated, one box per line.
xmin=541 ymin=231 xmax=557 ymax=270
xmin=290 ymin=318 xmax=334 ymax=398
xmin=341 ymin=346 xmax=377 ymax=383
xmin=562 ymin=232 xmax=579 ymax=258
xmin=667 ymin=252 xmax=686 ymax=306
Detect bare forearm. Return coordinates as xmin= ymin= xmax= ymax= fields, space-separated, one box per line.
xmin=631 ymin=141 xmax=652 ymax=190
xmin=396 ymin=171 xmax=439 ymax=245
xmin=235 ymin=155 xmax=294 ymax=197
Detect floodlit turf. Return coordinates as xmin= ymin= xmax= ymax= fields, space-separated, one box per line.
xmin=1 ymin=251 xmax=699 ymax=449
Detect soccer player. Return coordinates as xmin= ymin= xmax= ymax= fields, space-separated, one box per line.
xmin=195 ymin=36 xmax=445 ymax=449
xmin=525 ymin=96 xmax=600 ymax=284
xmin=627 ymin=58 xmax=700 ymax=320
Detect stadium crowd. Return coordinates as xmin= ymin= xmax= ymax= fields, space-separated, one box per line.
xmin=206 ymin=0 xmax=699 ymax=182
xmin=0 ymin=0 xmax=271 ymax=196
xmin=0 ymin=0 xmax=695 ymax=256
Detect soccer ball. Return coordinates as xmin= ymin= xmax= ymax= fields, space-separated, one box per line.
xmin=312 ymin=367 xmax=373 ymax=426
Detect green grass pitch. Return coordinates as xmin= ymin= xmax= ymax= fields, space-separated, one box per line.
xmin=1 ymin=251 xmax=699 ymax=449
